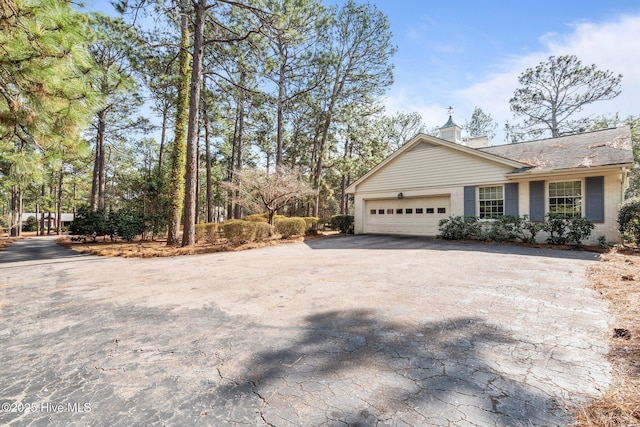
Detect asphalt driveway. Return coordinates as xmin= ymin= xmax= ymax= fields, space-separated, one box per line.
xmin=0 ymin=235 xmax=611 ymax=426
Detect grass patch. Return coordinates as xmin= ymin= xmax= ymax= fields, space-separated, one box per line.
xmin=575 ymin=247 xmax=640 ymax=426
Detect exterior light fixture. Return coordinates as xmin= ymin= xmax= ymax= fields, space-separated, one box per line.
xmin=397 ymin=192 xmax=403 ymax=199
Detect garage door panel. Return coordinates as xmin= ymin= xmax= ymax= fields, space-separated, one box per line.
xmin=364 ymin=196 xmax=451 ymax=236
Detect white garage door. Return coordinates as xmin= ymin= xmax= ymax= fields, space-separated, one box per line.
xmin=364 ymin=196 xmax=451 ymax=236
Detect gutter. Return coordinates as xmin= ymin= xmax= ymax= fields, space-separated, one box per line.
xmin=505 ymin=163 xmax=634 ymax=180
xmin=622 ymin=166 xmax=629 ymax=202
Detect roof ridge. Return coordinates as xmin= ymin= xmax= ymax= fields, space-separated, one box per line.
xmin=480 ymin=126 xmax=628 ymax=150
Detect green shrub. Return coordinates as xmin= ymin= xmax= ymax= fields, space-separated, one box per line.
xmin=438 ymin=216 xmax=482 ymax=240
xmin=623 ymin=218 xmax=640 ymax=246
xmin=438 ymin=214 xmax=589 ymax=245
xmin=618 ymin=197 xmax=640 ymax=232
xmin=222 ymin=220 xmax=257 ymax=245
xmin=108 ymin=210 xmax=146 ymax=241
xmin=597 ymin=235 xmax=611 ymax=249
xmin=69 ymin=206 xmax=108 ymax=241
xmin=22 ymin=215 xmax=38 ymax=232
xmin=302 ymin=216 xmax=320 ymax=234
xmin=567 ymin=216 xmax=595 ymax=245
xmin=543 ymin=213 xmax=570 ymax=245
xmin=69 ymin=206 xmax=147 ymax=242
xmin=195 ymin=222 xmax=220 ymax=243
xmin=254 ymin=222 xmax=274 ymax=240
xmin=275 ymin=217 xmax=307 ymax=238
xmin=329 ymin=215 xmax=354 ymax=234
xmin=618 ymin=197 xmax=640 ymax=244
xmin=144 ymin=212 xmax=168 ymax=239
xmin=543 ymin=213 xmax=594 ymax=245
xmin=486 ymin=215 xmax=519 ymax=242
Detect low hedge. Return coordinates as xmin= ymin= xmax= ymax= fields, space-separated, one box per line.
xmin=254 ymin=222 xmax=274 ymax=240
xmin=195 ymin=222 xmax=220 ymax=243
xmin=302 ymin=216 xmax=321 ymax=234
xmin=222 ymin=220 xmax=273 ymax=245
xmin=275 ymin=217 xmax=307 ymax=238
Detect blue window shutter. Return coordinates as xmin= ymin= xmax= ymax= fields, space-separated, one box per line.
xmin=504 ymin=183 xmax=519 ymax=216
xmin=529 ymin=181 xmax=545 ymax=222
xmin=464 ymin=186 xmax=475 ymax=217
xmin=585 ymin=176 xmax=605 ymax=222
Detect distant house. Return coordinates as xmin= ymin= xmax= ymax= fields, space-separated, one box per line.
xmin=22 ymin=213 xmax=75 ymax=229
xmin=346 ymin=116 xmax=633 ymax=244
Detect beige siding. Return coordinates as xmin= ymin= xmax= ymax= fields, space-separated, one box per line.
xmin=356 ymin=145 xmax=515 ymax=193
xmin=602 ymin=173 xmax=625 ymax=242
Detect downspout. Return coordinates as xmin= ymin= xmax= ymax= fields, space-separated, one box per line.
xmin=621 ymin=166 xmax=629 ymax=201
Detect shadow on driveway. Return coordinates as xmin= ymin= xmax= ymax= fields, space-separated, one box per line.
xmin=305 ymin=234 xmax=601 ymax=261
xmin=221 ymin=309 xmax=571 ymax=426
xmin=0 ymin=236 xmax=89 ymax=266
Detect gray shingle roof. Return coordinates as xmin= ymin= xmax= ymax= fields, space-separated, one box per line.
xmin=479 ymin=126 xmax=633 ymax=174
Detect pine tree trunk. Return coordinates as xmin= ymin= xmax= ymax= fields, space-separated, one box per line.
xmin=275 ymin=63 xmax=286 ymax=169
xmin=39 ymin=184 xmax=45 ymax=234
xmin=181 ymin=0 xmax=205 ymax=246
xmin=234 ymin=85 xmax=244 ymax=220
xmin=35 ymin=203 xmax=40 ymax=236
xmin=10 ymin=185 xmax=21 ymax=237
xmin=91 ymin=108 xmax=106 ymax=211
xmin=203 ymin=91 xmax=213 ymax=223
xmin=57 ymin=169 xmax=63 ymax=235
xmin=166 ymin=0 xmax=191 ymax=246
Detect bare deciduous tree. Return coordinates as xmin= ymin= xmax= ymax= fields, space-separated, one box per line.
xmin=224 ymin=168 xmax=316 ymax=225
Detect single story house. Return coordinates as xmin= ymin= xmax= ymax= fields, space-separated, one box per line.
xmin=22 ymin=212 xmax=75 ymax=228
xmin=346 ymin=116 xmax=634 ymax=244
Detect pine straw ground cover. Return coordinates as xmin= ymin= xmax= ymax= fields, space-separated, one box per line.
xmin=55 ymin=232 xmax=334 ymax=258
xmin=575 ymin=248 xmax=640 ymax=426
xmin=0 ymin=235 xmax=17 ymax=251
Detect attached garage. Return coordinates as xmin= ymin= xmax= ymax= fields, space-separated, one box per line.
xmin=364 ymin=195 xmax=451 ymax=236
xmin=347 ymin=121 xmax=633 ymax=244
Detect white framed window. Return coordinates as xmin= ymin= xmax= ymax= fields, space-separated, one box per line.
xmin=478 ymin=186 xmax=504 ymax=219
xmin=549 ymin=180 xmax=582 ymax=217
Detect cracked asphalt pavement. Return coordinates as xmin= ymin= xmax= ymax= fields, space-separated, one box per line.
xmin=0 ymin=235 xmax=611 ymax=426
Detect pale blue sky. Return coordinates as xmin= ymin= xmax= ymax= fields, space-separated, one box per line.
xmin=85 ymin=0 xmax=640 ymax=143
xmin=368 ymin=1 xmax=640 ymax=141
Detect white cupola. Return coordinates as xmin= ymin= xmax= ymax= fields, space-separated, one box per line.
xmin=438 ymin=109 xmax=462 ymax=144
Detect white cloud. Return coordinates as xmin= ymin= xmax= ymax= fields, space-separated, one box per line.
xmin=385 ymin=12 xmax=640 ymax=144
xmin=382 ymin=90 xmax=446 ymax=129
xmin=456 ymin=13 xmax=640 ymax=139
